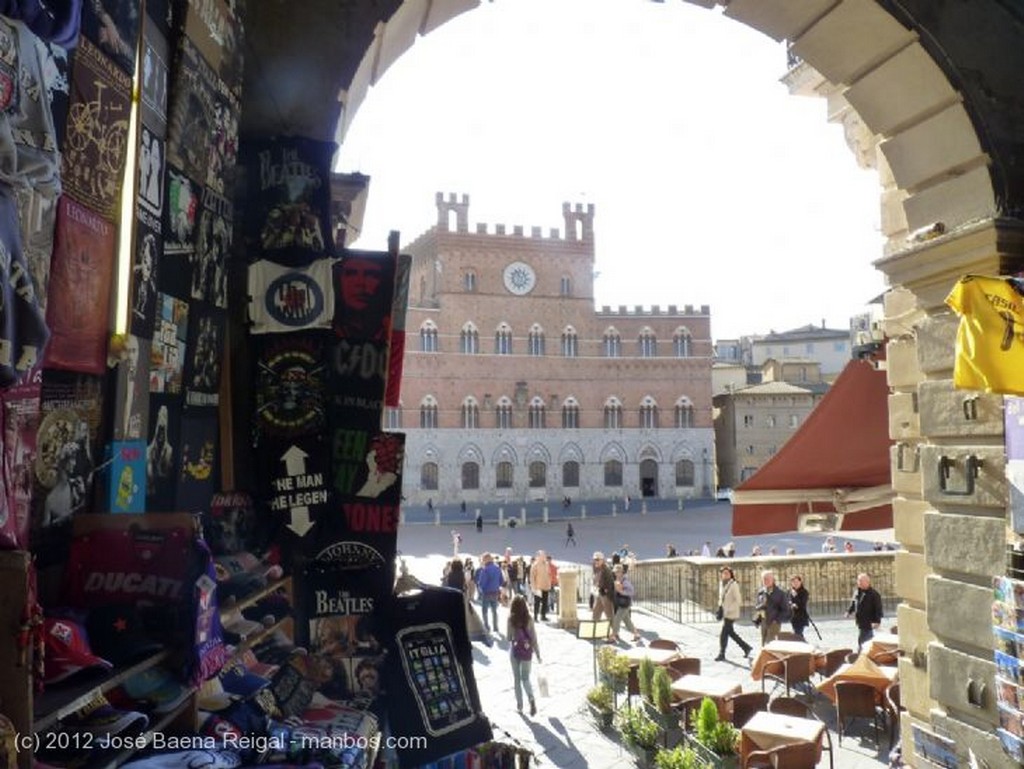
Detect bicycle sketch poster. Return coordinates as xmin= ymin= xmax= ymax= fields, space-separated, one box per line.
xmin=60 ymin=37 xmax=131 ymax=220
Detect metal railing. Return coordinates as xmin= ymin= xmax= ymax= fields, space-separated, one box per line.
xmin=628 ymin=553 xmax=898 ymax=625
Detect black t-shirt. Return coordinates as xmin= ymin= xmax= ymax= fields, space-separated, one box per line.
xmin=383 ymin=587 xmax=492 ymax=768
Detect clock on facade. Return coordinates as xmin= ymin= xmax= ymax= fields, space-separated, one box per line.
xmin=502 ymin=261 xmax=536 ymax=295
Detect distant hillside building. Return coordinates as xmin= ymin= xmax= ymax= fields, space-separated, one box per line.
xmin=394 ymin=193 xmax=715 ymax=505
xmin=713 ymin=381 xmax=824 ymax=489
xmin=750 ymin=324 xmax=852 ymax=377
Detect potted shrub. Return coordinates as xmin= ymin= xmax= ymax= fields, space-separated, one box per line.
xmin=597 ymin=645 xmax=631 ymax=706
xmin=586 ymin=683 xmax=615 ymax=730
xmin=643 ymin=666 xmax=682 ymax=747
xmin=654 ymin=745 xmax=711 ymax=769
xmin=618 ymin=706 xmax=662 ymax=768
xmin=638 ymin=656 xmax=656 ymax=700
xmin=685 ymin=697 xmax=740 ymax=769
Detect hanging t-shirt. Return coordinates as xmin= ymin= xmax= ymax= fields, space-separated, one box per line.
xmin=382 ymin=587 xmax=492 ymax=768
xmin=946 ymin=274 xmax=1024 ymax=395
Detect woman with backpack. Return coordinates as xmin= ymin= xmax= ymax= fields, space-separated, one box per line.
xmin=507 ymin=594 xmax=541 ymax=716
xmin=610 ymin=563 xmax=641 ymax=644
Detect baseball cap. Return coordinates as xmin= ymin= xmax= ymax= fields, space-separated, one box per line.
xmin=86 ymin=604 xmax=164 ymax=667
xmin=198 ymin=662 xmax=271 ymax=711
xmin=116 ymin=666 xmax=191 ymax=714
xmin=121 ymin=749 xmax=242 ymax=768
xmin=57 ymin=693 xmax=149 ymax=738
xmin=592 ymin=551 xmax=605 ymax=561
xmin=43 ymin=617 xmax=113 ymax=684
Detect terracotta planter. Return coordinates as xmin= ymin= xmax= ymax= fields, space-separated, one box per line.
xmin=684 ymin=735 xmax=739 ymax=769
xmin=587 ymin=702 xmax=615 ymax=731
xmin=625 ymin=741 xmax=659 ymax=769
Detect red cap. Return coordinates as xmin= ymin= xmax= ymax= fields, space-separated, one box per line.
xmin=44 ymin=618 xmax=112 ymax=684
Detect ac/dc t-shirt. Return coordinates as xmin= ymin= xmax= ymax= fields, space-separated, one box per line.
xmin=382 ymin=587 xmax=492 ymax=768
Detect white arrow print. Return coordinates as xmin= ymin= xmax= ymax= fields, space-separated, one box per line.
xmin=281 ymin=445 xmax=309 ymax=476
xmin=288 ymin=506 xmax=314 ymax=537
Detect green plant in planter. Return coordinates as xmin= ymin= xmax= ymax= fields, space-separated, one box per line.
xmin=654 ymin=745 xmax=708 ymax=769
xmin=651 ymin=666 xmax=673 ymax=714
xmin=638 ymin=656 xmax=656 ymax=700
xmin=618 ymin=706 xmax=661 ymax=751
xmin=587 ymin=684 xmax=614 ymax=713
xmin=597 ymin=645 xmax=631 ymax=694
xmin=690 ymin=697 xmax=739 ymax=757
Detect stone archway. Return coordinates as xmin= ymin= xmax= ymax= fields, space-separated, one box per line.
xmin=250 ymin=1 xmax=1024 ymax=762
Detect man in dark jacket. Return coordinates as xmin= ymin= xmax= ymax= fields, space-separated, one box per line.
xmin=754 ymin=570 xmax=791 ymax=645
xmin=847 ymin=572 xmax=883 ymax=646
xmin=591 ymin=551 xmax=616 ymax=628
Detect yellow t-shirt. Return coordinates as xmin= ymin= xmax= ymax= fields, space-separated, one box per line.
xmin=946 ymin=274 xmax=1024 ymax=394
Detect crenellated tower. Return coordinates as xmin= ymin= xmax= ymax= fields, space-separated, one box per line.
xmin=436 ymin=191 xmax=470 ymax=232
xmin=562 ymin=202 xmax=594 ymax=242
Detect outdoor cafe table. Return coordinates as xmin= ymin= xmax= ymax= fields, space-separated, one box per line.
xmin=670 ymin=674 xmax=741 ymax=720
xmin=617 ymin=647 xmax=681 ymax=666
xmin=861 ymin=631 xmax=900 ymax=664
xmin=816 ymin=654 xmax=899 ymax=702
xmin=740 ymin=711 xmax=825 ymax=765
xmin=750 ymin=639 xmax=823 ymax=680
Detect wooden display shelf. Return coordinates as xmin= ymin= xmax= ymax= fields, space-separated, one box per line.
xmin=227 ymin=616 xmax=294 ymax=664
xmin=34 ymin=650 xmax=173 ymax=733
xmin=217 ymin=575 xmax=292 ymax=617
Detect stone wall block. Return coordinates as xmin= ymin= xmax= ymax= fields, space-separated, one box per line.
xmin=895 ymin=551 xmax=928 ymax=605
xmin=888 ymin=391 xmax=920 ymax=440
xmin=918 ymin=380 xmax=1004 ymax=438
xmin=929 ymin=645 xmax=996 ymax=726
xmin=893 ymin=496 xmax=929 ymax=549
xmin=924 ymin=511 xmax=1005 ymax=577
xmin=887 ymin=338 xmax=923 ymax=388
xmin=890 ymin=443 xmax=923 ymax=497
xmin=926 ymin=575 xmax=993 ymax=650
xmin=915 ymin=312 xmax=958 ymax=375
xmin=920 ymin=445 xmax=1006 ymax=509
xmin=898 ymin=657 xmax=931 ymax=718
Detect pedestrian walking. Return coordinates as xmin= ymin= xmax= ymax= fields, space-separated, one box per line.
xmin=475 ymin=510 xmax=483 ymax=532
xmin=565 ymin=521 xmax=577 ymax=547
xmin=450 ymin=529 xmax=462 ymax=556
xmin=788 ymin=575 xmax=810 ymax=641
xmin=846 ymin=572 xmax=883 ymax=647
xmin=623 ymin=494 xmax=630 ymax=512
xmin=753 ymin=569 xmax=791 ymax=645
xmin=610 ymin=563 xmax=641 ymax=643
xmin=460 ymin=500 xmax=467 ymax=515
xmin=507 ymin=595 xmax=541 ymax=716
xmin=529 ymin=550 xmax=552 ymax=622
xmin=474 ymin=552 xmax=503 ymax=634
xmin=427 ymin=498 xmax=433 ymax=514
xmin=591 ymin=551 xmax=616 ymax=629
xmin=715 ymin=566 xmax=752 ymax=661
xmin=547 ymin=558 xmax=559 ymax=615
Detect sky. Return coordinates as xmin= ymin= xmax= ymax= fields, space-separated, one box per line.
xmin=336 ymin=0 xmax=886 ymax=342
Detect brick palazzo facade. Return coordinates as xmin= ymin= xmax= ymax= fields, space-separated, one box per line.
xmin=392 ymin=193 xmax=715 ymax=506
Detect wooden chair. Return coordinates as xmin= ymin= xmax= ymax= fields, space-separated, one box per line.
xmin=761 ymin=652 xmax=814 ymax=697
xmin=775 ymin=631 xmax=804 ymax=642
xmin=835 ymin=680 xmax=886 ymax=746
xmin=768 ymin=696 xmax=811 ymax=718
xmin=668 ymin=656 xmax=701 ymax=677
xmin=884 ymin=681 xmax=902 ymax=746
xmin=818 ymin=648 xmax=853 ymax=680
xmin=742 ymin=741 xmax=819 ymax=769
xmin=673 ymin=696 xmax=703 ymax=732
xmin=726 ymin=690 xmax=768 ymax=728
xmin=769 ymin=697 xmax=834 ymax=769
xmin=649 ymin=638 xmax=680 ymax=651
